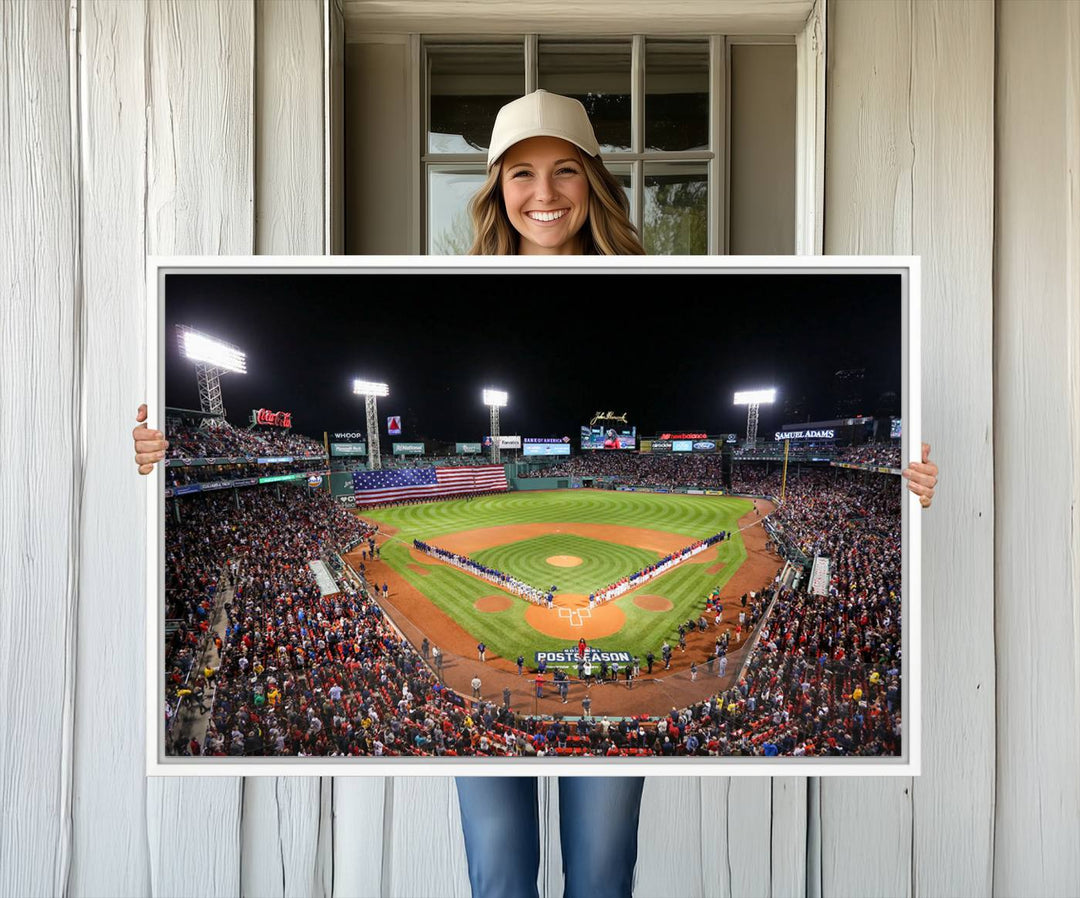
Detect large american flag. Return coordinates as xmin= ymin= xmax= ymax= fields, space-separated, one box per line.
xmin=351 ymin=465 xmax=508 ymax=507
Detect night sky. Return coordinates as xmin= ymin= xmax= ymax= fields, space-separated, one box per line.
xmin=164 ymin=272 xmax=902 ymax=444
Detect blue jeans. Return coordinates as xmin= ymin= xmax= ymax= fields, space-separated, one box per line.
xmin=454 ymin=776 xmax=646 ymax=898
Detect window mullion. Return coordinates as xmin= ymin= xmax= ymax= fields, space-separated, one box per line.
xmin=417 ymin=37 xmax=428 ymax=254
xmin=631 ymin=34 xmax=645 ymax=234
xmin=709 ymin=34 xmax=726 ymax=256
xmin=525 ymin=34 xmax=537 ymax=93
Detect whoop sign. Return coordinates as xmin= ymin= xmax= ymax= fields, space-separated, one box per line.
xmin=253 ymin=408 xmax=292 ymax=428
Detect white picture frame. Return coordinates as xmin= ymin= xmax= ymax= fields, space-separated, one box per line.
xmin=146 ymin=254 xmax=920 ymax=777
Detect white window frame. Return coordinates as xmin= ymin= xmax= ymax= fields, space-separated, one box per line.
xmin=395 ymin=0 xmax=826 ymax=256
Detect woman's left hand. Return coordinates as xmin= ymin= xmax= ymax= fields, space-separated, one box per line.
xmin=902 ymin=442 xmax=938 ymax=508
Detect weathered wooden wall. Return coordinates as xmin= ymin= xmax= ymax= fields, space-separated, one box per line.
xmin=993 ymin=1 xmax=1080 ymax=894
xmin=823 ymin=2 xmax=997 ymax=896
xmin=1 ymin=1 xmax=1077 ymax=897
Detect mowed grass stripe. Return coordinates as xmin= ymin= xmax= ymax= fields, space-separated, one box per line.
xmin=365 ymin=490 xmax=750 ymax=541
xmin=383 ymin=540 xmax=537 ymax=652
xmin=472 ymin=534 xmax=659 ymax=594
xmin=364 ymin=490 xmax=756 ymax=663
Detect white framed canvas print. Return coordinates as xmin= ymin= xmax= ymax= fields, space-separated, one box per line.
xmin=146 ymin=255 xmax=921 ymax=777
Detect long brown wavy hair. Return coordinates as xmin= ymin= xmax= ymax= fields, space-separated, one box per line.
xmin=468 ymin=148 xmax=645 ymax=255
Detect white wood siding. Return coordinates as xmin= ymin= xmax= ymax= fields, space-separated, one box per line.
xmin=247 ymin=4 xmax=330 ymax=897
xmin=994 ymin=1 xmax=1080 ymax=894
xmin=0 ymin=3 xmax=78 ymax=896
xmin=824 ymin=2 xmax=996 ymax=896
xmin=143 ymin=2 xmax=253 ymax=895
xmin=1 ymin=2 xmax=1077 ymax=897
xmin=72 ymin=1 xmax=152 ymax=895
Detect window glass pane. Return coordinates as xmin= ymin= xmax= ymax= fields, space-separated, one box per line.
xmin=538 ymin=40 xmax=632 ymax=153
xmin=729 ymin=44 xmax=796 ymax=254
xmin=643 ymin=163 xmax=708 ymax=254
xmin=428 ymin=167 xmax=487 ymax=254
xmin=428 ymin=44 xmax=524 ymax=154
xmin=645 ymin=40 xmax=709 ymax=152
xmin=604 ymin=163 xmax=634 ymax=220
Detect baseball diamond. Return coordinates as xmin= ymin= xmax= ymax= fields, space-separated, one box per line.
xmin=344 ymin=489 xmax=781 ymax=716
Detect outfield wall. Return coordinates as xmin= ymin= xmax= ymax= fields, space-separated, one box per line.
xmin=329 ymin=471 xmax=354 ymax=497
xmin=510 ymin=476 xmax=571 ymax=491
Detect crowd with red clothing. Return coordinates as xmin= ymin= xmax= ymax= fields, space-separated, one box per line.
xmin=833 ymin=444 xmax=902 ymax=467
xmin=165 ymin=418 xmax=326 ymax=462
xmin=523 ymin=451 xmax=727 ymax=490
xmin=169 ymin=462 xmax=902 ymax=758
xmin=680 ymin=468 xmax=902 ymax=756
xmin=524 ymin=443 xmax=903 ymax=494
xmin=165 ymin=487 xmax=372 ymax=735
xmin=166 ymin=486 xmax=537 ymax=757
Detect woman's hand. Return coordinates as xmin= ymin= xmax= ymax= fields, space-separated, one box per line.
xmin=133 ymin=403 xmax=168 ymax=474
xmin=902 ymin=441 xmax=938 ymax=508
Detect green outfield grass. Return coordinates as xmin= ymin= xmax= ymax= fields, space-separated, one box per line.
xmin=472 ymin=533 xmax=660 ymax=594
xmin=360 ymin=490 xmax=755 ymax=666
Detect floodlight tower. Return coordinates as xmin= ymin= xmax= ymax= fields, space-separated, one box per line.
xmin=176 ymin=325 xmax=246 ymax=417
xmin=354 ymin=380 xmax=389 ymax=470
xmin=733 ymin=388 xmax=777 ymax=447
xmin=483 ymin=389 xmax=508 ymax=464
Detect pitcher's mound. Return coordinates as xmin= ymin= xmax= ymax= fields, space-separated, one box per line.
xmin=633 ymin=594 xmax=673 ymax=612
xmin=474 ymin=595 xmax=513 ymax=613
xmin=546 ymin=555 xmax=583 ymax=567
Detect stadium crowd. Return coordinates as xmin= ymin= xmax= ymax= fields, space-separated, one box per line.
xmin=523 ymin=452 xmax=727 ymax=489
xmin=833 ymin=444 xmax=901 ymax=467
xmin=707 ymin=468 xmax=901 ymax=756
xmin=733 ymin=444 xmax=831 ymax=460
xmin=167 ymin=455 xmax=901 ymax=758
xmin=165 ymin=419 xmax=326 ymax=461
xmin=166 ymin=486 xmax=537 ymax=757
xmin=164 ymin=487 xmax=372 ymax=725
xmin=524 ymin=443 xmax=901 ymax=491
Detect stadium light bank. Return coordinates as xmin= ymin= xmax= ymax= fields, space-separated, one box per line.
xmin=483 ymin=389 xmax=508 ymax=464
xmin=354 ymin=380 xmax=389 ymax=471
xmin=177 ymin=325 xmax=246 ymax=417
xmin=733 ymin=388 xmax=776 ymax=448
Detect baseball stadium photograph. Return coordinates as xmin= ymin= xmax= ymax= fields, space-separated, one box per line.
xmin=155 ymin=264 xmax=912 ymax=767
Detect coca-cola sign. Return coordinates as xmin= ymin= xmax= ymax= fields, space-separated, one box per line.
xmin=254 ymin=408 xmax=292 ymax=428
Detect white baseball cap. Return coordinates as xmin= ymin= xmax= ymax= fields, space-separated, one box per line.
xmin=486 ymin=89 xmax=601 ymax=169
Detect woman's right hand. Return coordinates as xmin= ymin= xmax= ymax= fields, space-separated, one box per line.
xmin=133 ymin=403 xmax=168 ymax=474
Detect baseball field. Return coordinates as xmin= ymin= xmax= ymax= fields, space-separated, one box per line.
xmin=352 ymin=489 xmax=762 ymax=669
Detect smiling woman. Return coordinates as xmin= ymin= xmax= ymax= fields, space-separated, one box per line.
xmin=500 ymin=136 xmax=591 ymax=254
xmin=466 ymin=90 xmax=645 ymax=255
